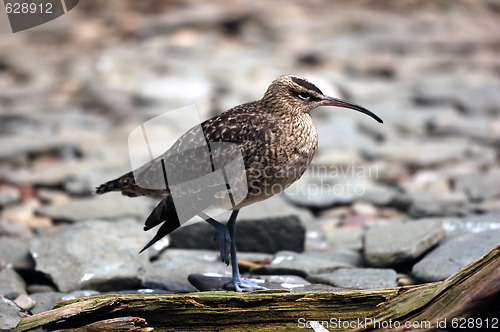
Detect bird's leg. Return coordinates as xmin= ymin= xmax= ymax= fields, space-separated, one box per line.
xmin=199 ymin=212 xmax=230 ymax=265
xmin=223 ymin=210 xmax=266 ymax=292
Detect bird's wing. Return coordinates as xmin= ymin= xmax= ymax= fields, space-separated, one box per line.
xmin=135 ymin=103 xmax=273 ymax=229
xmin=134 ymin=102 xmax=279 ymax=196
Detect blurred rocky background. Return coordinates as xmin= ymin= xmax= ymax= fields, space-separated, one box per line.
xmin=1 ymin=0 xmax=500 ymax=329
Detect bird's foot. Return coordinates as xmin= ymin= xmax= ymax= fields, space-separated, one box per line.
xmin=213 ymin=225 xmax=231 ymax=265
xmin=223 ymin=277 xmax=267 ymax=292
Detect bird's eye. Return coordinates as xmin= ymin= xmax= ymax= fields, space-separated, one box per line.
xmin=297 ymin=91 xmax=310 ymax=100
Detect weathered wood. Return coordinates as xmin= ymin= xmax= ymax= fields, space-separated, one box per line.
xmin=366 ymin=243 xmax=500 ymax=331
xmin=15 ymin=245 xmax=499 ymax=331
xmin=52 ymin=317 xmax=152 ymax=332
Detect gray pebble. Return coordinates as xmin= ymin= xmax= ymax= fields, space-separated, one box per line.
xmin=308 ymin=268 xmax=397 ymax=289
xmin=412 ymin=229 xmax=500 ymax=282
xmin=29 ymin=292 xmax=65 ymax=314
xmin=251 ymin=248 xmax=362 ymax=277
xmin=364 ymin=219 xmax=445 ymax=267
xmin=141 ymin=249 xmax=230 ymax=293
xmin=0 ymin=297 xmax=21 ymax=331
xmin=13 ymin=294 xmax=36 ymax=311
xmin=0 ymin=267 xmax=26 ymax=300
xmin=0 ymin=237 xmax=34 ymax=270
xmin=36 ymin=195 xmax=152 ymax=223
xmin=30 ymin=219 xmax=150 ymax=292
xmin=0 ymin=187 xmax=20 ymax=207
xmin=409 ymin=191 xmax=469 ymax=217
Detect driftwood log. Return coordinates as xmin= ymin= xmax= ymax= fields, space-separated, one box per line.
xmin=15 ymin=245 xmax=500 ymax=331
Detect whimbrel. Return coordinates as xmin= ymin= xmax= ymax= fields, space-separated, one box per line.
xmin=96 ymin=75 xmax=383 ymax=292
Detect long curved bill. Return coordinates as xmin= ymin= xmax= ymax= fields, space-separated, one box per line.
xmin=321 ymin=96 xmax=383 ymax=123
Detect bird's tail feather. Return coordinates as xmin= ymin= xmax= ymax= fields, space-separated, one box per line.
xmin=95 ymin=172 xmax=135 ymax=194
xmin=139 ymin=195 xmax=181 ymax=253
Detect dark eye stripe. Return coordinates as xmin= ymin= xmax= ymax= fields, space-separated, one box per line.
xmin=291 ymin=77 xmax=323 ymax=95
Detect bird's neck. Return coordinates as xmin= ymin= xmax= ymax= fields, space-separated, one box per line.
xmin=258 ymin=98 xmax=306 ymax=121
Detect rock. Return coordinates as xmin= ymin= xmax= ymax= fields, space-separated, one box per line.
xmin=367 ymin=138 xmax=469 ymax=167
xmin=0 ymin=220 xmax=33 ymax=238
xmin=313 ymin=148 xmax=362 ymax=167
xmin=137 ymin=75 xmax=211 ymax=106
xmin=8 ymin=160 xmax=129 ymax=188
xmin=60 ymin=290 xmax=100 ymax=301
xmin=365 ymin=101 xmax=450 ymax=136
xmin=403 ymin=170 xmax=450 ymax=194
xmin=0 ymin=236 xmax=34 ymax=270
xmin=30 ymin=219 xmax=150 ymax=292
xmin=454 ymin=168 xmax=500 ymax=202
xmin=256 ymin=274 xmax=311 ymax=288
xmin=189 ymin=274 xmax=314 ymax=292
xmin=315 ymin=115 xmax=377 ymax=154
xmin=413 ymin=81 xmax=462 ymax=107
xmin=409 ymin=191 xmax=469 ymax=217
xmin=412 ymin=229 xmax=500 ymax=282
xmin=324 ymin=227 xmax=364 ymax=250
xmin=77 ymin=80 xmax=136 ymax=119
xmin=238 ymin=195 xmax=314 ymax=228
xmin=414 ymin=81 xmax=500 ymax=114
xmin=36 ymin=194 xmax=152 ymax=223
xmin=1 ymin=200 xmax=53 ymax=229
xmin=359 ymin=183 xmax=401 ymax=207
xmin=0 ymin=134 xmax=62 ymax=160
xmin=13 ymin=294 xmax=36 ymax=311
xmin=0 ymin=297 xmax=21 ymax=331
xmin=169 ymin=217 xmax=306 ymax=254
xmin=0 ymin=186 xmax=20 ymax=207
xmin=188 ymin=274 xmax=267 ymax=292
xmin=427 ymin=112 xmax=500 ymax=142
xmin=397 ymin=273 xmax=419 ymax=287
xmin=367 ymin=160 xmax=407 ymax=184
xmin=141 ymin=249 xmax=230 ymax=293
xmin=64 ymin=177 xmax=94 ymax=196
xmin=364 ymin=219 xmax=446 ymax=267
xmin=308 ymin=268 xmax=397 ymax=289
xmin=456 ymin=83 xmax=500 ymax=114
xmin=351 ymin=202 xmax=378 ymax=217
xmin=304 ymin=225 xmax=329 ymax=252
xmin=340 ymin=214 xmax=374 ymax=227
xmin=26 ymin=284 xmax=56 ymax=294
xmin=283 ymin=168 xmax=370 ymax=208
xmin=169 ymin=197 xmax=308 ymax=254
xmin=0 ymin=268 xmax=26 ymax=300
xmin=0 ymin=221 xmax=35 ymax=270
xmin=29 ymin=292 xmax=65 ymax=314
xmin=319 ymin=207 xmax=350 ymax=219
xmin=36 ymin=189 xmax=71 ymax=206
xmin=441 ymin=213 xmax=500 ymax=238
xmin=471 ymin=199 xmax=500 ymax=214
xmin=283 ymin=163 xmax=400 ymax=209
xmin=169 ymin=218 xmax=306 ymax=254
xmin=250 ymin=248 xmax=362 ymax=277
xmin=336 ymin=78 xmax=409 ymax=105
xmin=237 ymin=252 xmax=273 ymax=264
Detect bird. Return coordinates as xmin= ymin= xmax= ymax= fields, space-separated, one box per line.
xmin=96 ymin=75 xmax=383 ymax=292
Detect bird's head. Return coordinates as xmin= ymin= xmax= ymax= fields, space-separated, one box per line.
xmin=262 ymin=75 xmax=383 ymax=123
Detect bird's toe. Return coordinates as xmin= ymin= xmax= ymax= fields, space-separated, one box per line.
xmin=224 ymin=277 xmax=267 ymax=292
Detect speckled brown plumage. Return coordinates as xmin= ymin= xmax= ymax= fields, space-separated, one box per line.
xmin=96 ymin=75 xmax=382 ymax=291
